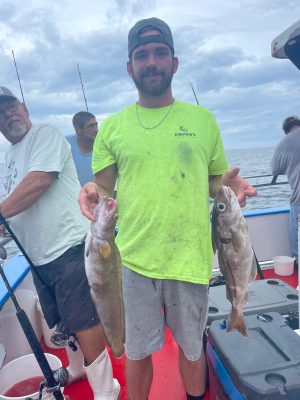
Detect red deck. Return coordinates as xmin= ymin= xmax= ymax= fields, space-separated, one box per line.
xmin=42 ymin=269 xmax=298 ymax=400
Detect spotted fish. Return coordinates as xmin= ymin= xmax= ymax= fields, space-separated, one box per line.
xmin=85 ymin=196 xmax=125 ymax=357
xmin=211 ymin=185 xmax=257 ymax=336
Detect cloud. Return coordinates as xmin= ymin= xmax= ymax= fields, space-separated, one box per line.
xmin=0 ymin=0 xmax=299 ymax=150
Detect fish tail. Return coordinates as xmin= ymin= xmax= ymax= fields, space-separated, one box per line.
xmin=227 ymin=309 xmax=248 ymax=337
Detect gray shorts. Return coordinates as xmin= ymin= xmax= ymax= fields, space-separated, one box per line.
xmin=122 ymin=266 xmax=208 ymax=361
xmin=31 ymin=243 xmax=100 ymax=332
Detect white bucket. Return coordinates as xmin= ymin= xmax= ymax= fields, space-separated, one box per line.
xmin=273 ymin=256 xmax=294 ymax=276
xmin=36 ymin=301 xmax=57 ymax=349
xmin=0 ymin=353 xmax=64 ymax=400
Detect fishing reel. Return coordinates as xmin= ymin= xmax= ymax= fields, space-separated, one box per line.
xmin=51 ymin=322 xmax=78 ymax=351
xmin=25 ymin=367 xmax=69 ymax=400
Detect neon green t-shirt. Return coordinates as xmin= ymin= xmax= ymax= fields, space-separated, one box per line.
xmin=93 ymin=100 xmax=228 ymax=284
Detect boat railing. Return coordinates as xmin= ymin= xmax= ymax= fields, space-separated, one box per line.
xmin=244 ymin=174 xmax=289 ymax=188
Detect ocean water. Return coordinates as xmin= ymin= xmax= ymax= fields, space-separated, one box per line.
xmin=225 ymin=146 xmax=290 ymax=211
xmin=0 ymin=146 xmax=290 ymax=211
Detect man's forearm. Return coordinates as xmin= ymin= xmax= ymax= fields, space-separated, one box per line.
xmin=208 ymin=174 xmax=224 ymax=199
xmin=94 ymin=164 xmax=118 ymax=198
xmin=0 ymin=171 xmax=56 ymax=219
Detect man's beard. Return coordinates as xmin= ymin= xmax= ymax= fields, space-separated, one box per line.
xmin=8 ymin=121 xmax=29 ymax=139
xmin=131 ymin=65 xmax=174 ymax=96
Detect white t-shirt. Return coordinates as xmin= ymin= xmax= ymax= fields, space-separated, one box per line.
xmin=4 ymin=124 xmax=89 ymax=265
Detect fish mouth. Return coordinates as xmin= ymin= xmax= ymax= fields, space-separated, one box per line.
xmin=222 ymin=185 xmax=232 ymax=197
xmin=106 ymin=197 xmax=116 ymax=215
xmin=100 ymin=197 xmax=117 ymax=220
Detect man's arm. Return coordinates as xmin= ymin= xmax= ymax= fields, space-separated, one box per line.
xmin=0 ymin=171 xmax=57 ymax=218
xmin=94 ymin=164 xmax=118 ymax=197
xmin=78 ymin=164 xmax=118 ymax=221
xmin=208 ymin=174 xmax=223 ymax=199
xmin=271 ymin=151 xmax=285 ymax=176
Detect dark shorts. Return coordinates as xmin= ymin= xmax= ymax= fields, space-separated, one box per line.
xmin=31 ymin=243 xmax=100 ymax=332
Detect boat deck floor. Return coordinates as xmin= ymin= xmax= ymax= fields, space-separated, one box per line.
xmin=42 ymin=269 xmax=298 ymax=400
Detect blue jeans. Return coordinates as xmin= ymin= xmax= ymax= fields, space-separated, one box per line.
xmin=289 ymin=204 xmax=300 ymax=263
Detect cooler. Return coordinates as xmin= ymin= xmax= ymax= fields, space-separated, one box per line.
xmin=207 ymin=312 xmax=300 ymax=399
xmin=208 ymin=279 xmax=298 ymax=325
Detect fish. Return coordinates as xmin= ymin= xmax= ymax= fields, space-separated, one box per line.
xmin=211 ymin=185 xmax=257 ymax=336
xmin=85 ymin=196 xmax=125 ymax=357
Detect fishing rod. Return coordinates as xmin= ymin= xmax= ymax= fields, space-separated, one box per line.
xmin=189 ymin=82 xmax=199 ymax=105
xmin=0 ymin=214 xmax=67 ymax=399
xmin=11 ymin=50 xmax=26 ymax=105
xmin=77 ymin=63 xmax=89 ymax=112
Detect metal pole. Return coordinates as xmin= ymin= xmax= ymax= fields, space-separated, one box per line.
xmin=243 ymin=174 xmax=273 ymax=179
xmin=253 ymin=181 xmax=289 ymax=188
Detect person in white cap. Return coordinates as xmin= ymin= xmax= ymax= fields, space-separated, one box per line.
xmin=78 ymin=17 xmax=256 ymax=400
xmin=0 ymin=87 xmax=120 ymax=399
xmin=271 ymin=115 xmax=300 ymax=270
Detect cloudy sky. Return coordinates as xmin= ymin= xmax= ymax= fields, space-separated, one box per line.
xmin=0 ymin=0 xmax=299 ymax=160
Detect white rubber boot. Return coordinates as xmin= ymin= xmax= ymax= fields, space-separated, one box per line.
xmin=65 ymin=345 xmax=86 ymax=385
xmin=84 ymin=348 xmax=120 ymax=399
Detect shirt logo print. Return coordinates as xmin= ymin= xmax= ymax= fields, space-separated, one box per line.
xmin=175 ymin=125 xmax=196 ymax=138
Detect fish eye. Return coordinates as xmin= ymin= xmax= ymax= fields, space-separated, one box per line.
xmin=217 ymin=202 xmax=226 ymax=212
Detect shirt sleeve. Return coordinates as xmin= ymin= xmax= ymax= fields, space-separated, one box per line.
xmin=271 ymin=150 xmax=286 ymax=176
xmin=208 ymin=114 xmax=229 ymax=176
xmin=27 ymin=125 xmax=70 ymax=174
xmin=92 ymin=118 xmax=117 ymax=174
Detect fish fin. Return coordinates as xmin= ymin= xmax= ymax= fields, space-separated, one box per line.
xmin=225 ymin=285 xmax=233 ymax=302
xmin=227 ymin=309 xmax=248 ymax=337
xmin=85 ymin=233 xmax=93 ymax=257
xmin=212 ymin=234 xmax=218 ymax=254
xmin=231 ymin=230 xmax=244 ymax=252
xmin=99 ymin=240 xmax=111 ymax=258
xmin=211 ymin=216 xmax=219 ymax=254
xmin=211 ymin=227 xmax=217 ymax=253
xmin=218 ymin=251 xmax=228 ymax=279
xmin=249 ymin=253 xmax=258 ymax=282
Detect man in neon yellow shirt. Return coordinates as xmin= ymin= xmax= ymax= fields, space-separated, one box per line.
xmin=79 ymin=17 xmax=256 ymax=400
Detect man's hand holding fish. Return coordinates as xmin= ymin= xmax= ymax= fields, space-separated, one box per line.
xmin=222 ymin=166 xmax=257 ymax=207
xmin=209 ymin=166 xmax=257 ymax=208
